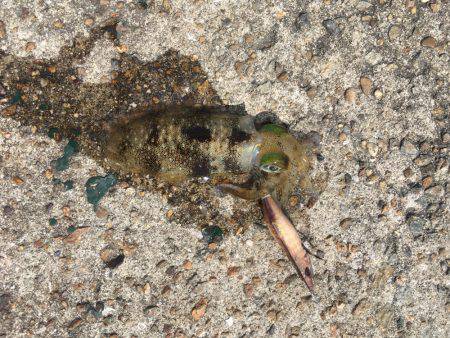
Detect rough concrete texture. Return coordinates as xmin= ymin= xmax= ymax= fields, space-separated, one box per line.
xmin=0 ymin=0 xmax=449 ymax=337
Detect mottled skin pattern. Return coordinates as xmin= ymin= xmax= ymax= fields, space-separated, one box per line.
xmin=104 ymin=107 xmax=317 ymax=206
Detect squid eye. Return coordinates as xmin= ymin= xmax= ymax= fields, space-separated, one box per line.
xmin=260 ymin=164 xmax=283 ymax=173
xmin=259 ymin=152 xmax=289 ymax=174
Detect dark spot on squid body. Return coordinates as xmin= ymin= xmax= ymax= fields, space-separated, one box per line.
xmin=147 ymin=121 xmax=159 ymax=145
xmin=182 ymin=125 xmax=212 ymax=142
xmin=230 ymin=127 xmax=251 ymax=145
xmin=144 ymin=155 xmax=161 ymax=174
xmin=224 ymin=157 xmax=241 ymax=173
xmin=192 ymin=157 xmax=211 ymax=176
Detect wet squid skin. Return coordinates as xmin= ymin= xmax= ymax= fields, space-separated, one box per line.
xmin=104 ymin=106 xmax=319 ymax=292
xmin=103 ymin=107 xmax=318 ymax=206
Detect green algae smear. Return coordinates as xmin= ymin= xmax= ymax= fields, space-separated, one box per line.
xmin=85 ymin=174 xmax=117 ymax=209
xmin=53 ymin=139 xmax=79 ymax=171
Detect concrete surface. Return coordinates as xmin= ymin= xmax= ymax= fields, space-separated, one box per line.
xmin=0 ymin=0 xmax=449 ymax=337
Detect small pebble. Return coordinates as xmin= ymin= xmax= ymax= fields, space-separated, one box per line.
xmin=322 ymin=19 xmax=341 ymax=35
xmin=84 ymin=18 xmax=94 ymax=26
xmin=227 ymin=266 xmax=240 ymax=277
xmin=0 ymin=21 xmax=6 ymax=39
xmin=442 ymin=133 xmax=450 ymax=143
xmin=191 ymin=298 xmax=208 ymax=321
xmin=100 ymin=248 xmax=125 ymax=269
xmin=414 ymin=155 xmax=432 ymax=167
xmin=338 ymin=132 xmax=347 ymax=142
xmin=431 ymin=107 xmax=445 ymax=120
xmin=421 ymin=36 xmax=436 ymax=48
xmin=166 ymin=209 xmax=174 ymax=219
xmin=344 ymin=173 xmax=352 ymax=184
xmin=243 ymin=283 xmax=253 ymax=297
xmin=360 ymin=76 xmax=373 ymax=96
xmin=25 ymin=41 xmax=36 ymax=52
xmin=403 ymin=167 xmax=413 ymax=178
xmin=388 ymin=25 xmax=401 ymax=40
xmin=430 ymin=2 xmax=441 ymax=12
xmin=68 ymin=318 xmax=82 ymax=330
xmin=374 ymin=89 xmax=383 ymax=100
xmin=182 ymin=260 xmax=192 ymax=270
xmin=95 ymin=206 xmax=108 ymax=218
xmin=306 ymin=87 xmax=317 ymax=99
xmin=367 ymin=142 xmax=379 ymax=157
xmin=294 ymin=12 xmax=309 ymax=31
xmin=400 ymin=139 xmax=418 ymax=156
xmin=2 ymin=105 xmax=17 ymax=117
xmin=3 ymin=205 xmax=14 ymax=216
xmin=289 ymin=195 xmax=299 ymax=206
xmin=12 ymin=176 xmax=24 ymax=185
xmin=202 ymin=226 xmax=223 ymax=243
xmin=408 ymin=216 xmax=425 ymax=238
xmin=277 ymin=71 xmax=288 ymax=82
xmin=422 ymin=176 xmax=433 ymax=189
xmin=339 ymin=218 xmax=353 ymax=229
xmin=53 ymin=19 xmax=64 ymax=29
xmin=344 ymin=88 xmax=357 ymax=102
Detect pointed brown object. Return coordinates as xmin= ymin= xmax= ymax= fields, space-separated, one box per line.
xmin=261 ymin=194 xmax=314 ymax=292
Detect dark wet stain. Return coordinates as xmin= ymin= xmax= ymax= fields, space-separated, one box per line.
xmin=0 ymin=20 xmax=221 ymax=166
xmin=182 ymin=125 xmax=212 ymax=143
xmin=230 ymin=127 xmax=251 ymax=145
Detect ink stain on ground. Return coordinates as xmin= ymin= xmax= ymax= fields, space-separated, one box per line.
xmin=85 ymin=174 xmax=118 ymax=209
xmin=202 ymin=225 xmax=224 ymax=244
xmin=52 ymin=139 xmax=79 ymax=171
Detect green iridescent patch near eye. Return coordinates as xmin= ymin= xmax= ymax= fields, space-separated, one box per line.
xmin=260 ymin=123 xmax=287 ymax=136
xmin=260 ymin=152 xmax=289 ymax=168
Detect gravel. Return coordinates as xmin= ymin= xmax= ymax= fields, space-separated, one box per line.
xmin=0 ymin=1 xmax=448 ymax=337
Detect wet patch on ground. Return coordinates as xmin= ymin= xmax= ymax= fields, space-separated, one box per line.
xmin=0 ymin=20 xmax=267 ymax=235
